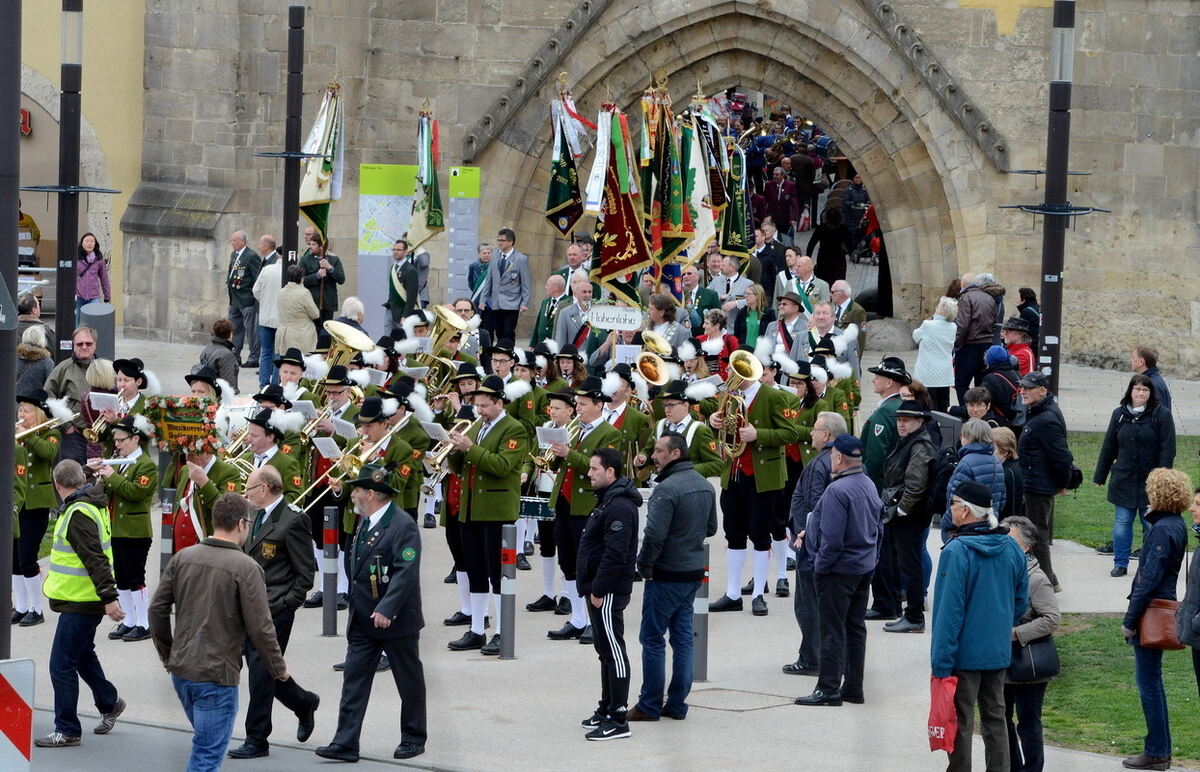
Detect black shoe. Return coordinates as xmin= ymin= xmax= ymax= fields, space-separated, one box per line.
xmin=775 ymin=578 xmax=790 ymax=598
xmin=547 ymin=622 xmax=585 ymax=640
xmin=296 ymin=693 xmax=319 ymax=742
xmin=1130 ymin=548 xmax=1141 ymax=560
xmin=579 ymin=625 xmax=593 ymax=645
xmin=554 ymin=596 xmax=571 ymax=615
xmin=108 ymin=623 xmax=131 ymax=640
xmin=1121 ymin=752 xmax=1171 ymax=770
xmin=423 ymin=514 xmax=436 ymax=529
xmin=443 ymin=569 xmax=456 ymax=584
xmin=525 ymin=595 xmax=556 ymax=612
xmin=332 ymin=661 xmax=345 ymax=671
xmin=228 ymin=743 xmax=270 ymax=759
xmin=336 ymin=593 xmax=349 ymax=611
xmin=580 ymin=711 xmax=605 ymax=729
xmin=394 ymin=742 xmax=425 ymax=760
xmin=18 ymin=610 xmax=44 ymax=627
xmin=864 ymin=609 xmax=899 ymax=621
xmin=377 ymin=654 xmax=391 ymax=672
xmin=10 ymin=609 xmax=24 ymax=624
xmin=448 ymin=631 xmax=486 ymax=651
xmin=782 ymin=661 xmax=819 ymax=676
xmin=882 ymin=618 xmax=925 ymax=633
xmin=842 ymin=693 xmax=865 ymax=704
xmin=516 ymin=554 xmax=531 ymax=571
xmin=315 ymin=743 xmax=359 ymax=762
xmin=481 ymin=634 xmax=502 ymax=655
xmin=752 ymin=595 xmax=768 ymax=616
xmin=443 ymin=610 xmax=472 ymax=625
xmin=585 ymin=718 xmax=630 ymax=741
xmin=786 ymin=557 xmax=796 ymax=571
xmin=1110 ymin=566 xmax=1128 ymax=577
xmin=122 ymin=625 xmax=151 ymax=642
xmin=794 ymin=689 xmax=843 ymax=706
xmin=1096 ymin=541 xmax=1114 ymax=555
xmin=740 ymin=579 xmax=754 ymax=595
xmin=303 ymin=591 xmax=323 ymax=608
xmin=523 ymin=540 xmax=535 ymax=556
xmin=709 ymin=595 xmax=743 ymax=612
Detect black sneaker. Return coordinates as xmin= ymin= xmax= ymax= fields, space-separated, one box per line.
xmin=580 ymin=711 xmax=605 ymax=729
xmin=526 ymin=595 xmax=557 ymax=612
xmin=10 ymin=609 xmax=25 ymax=624
xmin=1096 ymin=541 xmax=1114 ymax=555
xmin=336 ymin=593 xmax=349 ymax=611
xmin=1130 ymin=548 xmax=1141 ymax=560
xmin=775 ymin=578 xmax=790 ymax=598
xmin=786 ymin=557 xmax=796 ymax=571
xmin=554 ymin=596 xmax=571 ymax=615
xmin=18 ymin=610 xmax=44 ymax=627
xmin=423 ymin=514 xmax=437 ymax=529
xmin=585 ymin=718 xmax=630 ymax=741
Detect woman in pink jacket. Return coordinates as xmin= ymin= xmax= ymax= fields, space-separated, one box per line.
xmin=75 ymin=232 xmax=111 ymax=325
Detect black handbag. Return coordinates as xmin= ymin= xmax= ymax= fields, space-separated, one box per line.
xmin=1007 ymin=635 xmax=1060 ymax=682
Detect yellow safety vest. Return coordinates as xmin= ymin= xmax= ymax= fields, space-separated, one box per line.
xmin=43 ymin=501 xmax=114 ymax=603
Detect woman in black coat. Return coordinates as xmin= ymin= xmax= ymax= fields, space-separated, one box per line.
xmin=1093 ymin=374 xmax=1176 ymax=577
xmin=806 ymin=208 xmax=853 ymax=284
xmin=1181 ymin=487 xmax=1200 ymax=699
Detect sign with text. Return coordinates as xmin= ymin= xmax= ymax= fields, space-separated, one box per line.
xmin=147 ymin=396 xmax=220 ymax=454
xmin=585 ymin=304 xmax=643 ymax=331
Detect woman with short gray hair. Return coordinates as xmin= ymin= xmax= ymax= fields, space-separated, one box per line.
xmin=912 ymin=296 xmax=958 ymax=412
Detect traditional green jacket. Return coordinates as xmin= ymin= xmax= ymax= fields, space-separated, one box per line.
xmin=13 ymin=445 xmax=27 ymax=537
xmin=861 ymin=392 xmax=902 ymax=491
xmin=641 ymin=415 xmax=726 ymax=479
xmin=104 ymin=452 xmax=158 ymax=538
xmin=172 ymin=459 xmax=243 ymax=536
xmin=796 ymin=395 xmax=833 ymax=464
xmin=449 ymin=414 xmax=528 ymax=524
xmin=506 ymin=384 xmax=550 ymax=437
xmin=549 ymin=420 xmax=621 ymax=516
xmin=719 ymin=385 xmax=803 ymax=492
xmin=608 ymin=402 xmax=652 ymax=463
xmin=19 ymin=428 xmax=61 ymax=510
xmin=393 ymin=416 xmax=431 ymax=511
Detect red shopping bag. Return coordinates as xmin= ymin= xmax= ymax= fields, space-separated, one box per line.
xmin=928 ymin=675 xmax=959 ymax=753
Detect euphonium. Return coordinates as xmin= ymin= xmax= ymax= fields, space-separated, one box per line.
xmin=315 ymin=320 xmax=376 ymax=399
xmin=220 ymin=426 xmax=252 ymax=459
xmin=640 ymin=329 xmax=672 ymax=357
xmin=714 ymin=349 xmax=763 ymax=457
xmin=420 ymin=418 xmax=478 ymax=495
xmin=635 ymin=351 xmax=669 ymax=387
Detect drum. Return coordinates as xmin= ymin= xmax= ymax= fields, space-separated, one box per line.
xmin=519 ymin=495 xmax=554 ymax=521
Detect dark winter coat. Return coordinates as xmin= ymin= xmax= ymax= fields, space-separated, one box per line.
xmin=1178 ymin=528 xmax=1200 ymax=648
xmin=954 ymin=284 xmax=996 ymax=348
xmin=980 ymin=362 xmax=1020 ymax=422
xmin=16 ymin=343 xmax=54 ymax=397
xmin=882 ymin=429 xmax=936 ymax=528
xmin=1093 ymin=404 xmax=1176 ymax=509
xmin=807 ymin=466 xmax=882 ymax=576
xmin=1017 ymin=394 xmax=1073 ymax=496
xmin=576 ymin=477 xmax=642 ymax=598
xmin=1123 ymin=510 xmax=1187 ymax=634
xmin=940 ymin=442 xmax=1007 ymax=538
xmin=638 ymin=460 xmax=717 ymax=582
xmin=1141 ymin=366 xmax=1172 ymax=413
xmin=1000 ymin=458 xmax=1024 ymax=520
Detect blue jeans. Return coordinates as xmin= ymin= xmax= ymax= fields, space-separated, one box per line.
xmin=921 ymin=527 xmax=932 ymax=590
xmin=172 ymin=676 xmax=239 ymax=772
xmin=1133 ymin=644 xmax=1171 ymax=757
xmin=1112 ymin=505 xmax=1148 ymax=569
xmin=636 ymin=579 xmax=701 ymax=718
xmin=257 ymin=326 xmax=278 ymax=388
xmin=50 ymin=612 xmax=118 ymax=736
xmin=74 ymin=296 xmax=99 ymax=327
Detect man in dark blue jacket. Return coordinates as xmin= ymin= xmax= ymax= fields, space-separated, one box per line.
xmin=1131 ymin=345 xmax=1171 ymax=412
xmin=1015 ymin=372 xmax=1073 ymax=589
xmin=795 ymin=434 xmax=882 ymax=707
xmin=576 ymin=448 xmax=641 ymax=741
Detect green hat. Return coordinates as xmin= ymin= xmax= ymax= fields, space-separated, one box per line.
xmin=346 ymin=463 xmax=397 ymax=495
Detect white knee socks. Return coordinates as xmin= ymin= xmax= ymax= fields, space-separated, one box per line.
xmin=25 ymin=574 xmax=43 ymax=614
xmin=564 ymin=579 xmax=586 ymax=629
xmin=117 ymin=589 xmax=132 ymax=622
xmin=492 ymin=592 xmax=502 ymax=636
xmin=725 ymin=548 xmax=747 ymax=601
xmin=751 ymin=549 xmax=771 ymax=598
xmin=11 ymin=575 xmax=29 ymax=614
xmin=541 ymin=556 xmax=558 ymax=598
xmin=773 ymin=538 xmax=790 ymax=580
xmin=456 ymin=571 xmax=471 ymax=615
xmin=336 ymin=548 xmax=349 ymax=595
xmin=469 ymin=592 xmax=488 ymax=635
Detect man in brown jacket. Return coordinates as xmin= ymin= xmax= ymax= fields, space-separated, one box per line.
xmin=150 ymin=493 xmax=291 ymax=770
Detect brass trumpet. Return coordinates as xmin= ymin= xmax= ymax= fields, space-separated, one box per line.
xmin=714 ymin=349 xmax=763 ymax=458
xmin=220 ymin=426 xmax=252 ymax=460
xmin=420 ymin=418 xmax=479 ymax=495
xmin=300 ymin=420 xmax=408 ymax=512
xmin=83 ymin=415 xmax=109 ymax=443
xmin=16 ymin=413 xmax=79 ymax=441
xmin=299 ymin=405 xmax=336 ymax=442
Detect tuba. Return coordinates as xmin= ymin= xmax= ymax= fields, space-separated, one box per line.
xmin=640 ymin=329 xmax=672 ymax=357
xmin=714 ymin=349 xmax=763 ymax=458
xmin=416 ymin=305 xmax=469 ymax=396
xmin=315 ymin=320 xmax=376 ymax=399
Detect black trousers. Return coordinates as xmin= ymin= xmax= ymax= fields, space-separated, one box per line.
xmin=792 ymin=567 xmax=820 ymax=668
xmin=1023 ymin=493 xmax=1058 ymax=586
xmin=444 ymin=515 xmax=465 ymax=571
xmin=929 ymin=386 xmax=951 ymax=414
xmin=244 ymin=607 xmax=316 ymax=747
xmin=461 ymin=522 xmax=503 ymax=593
xmin=778 ymin=457 xmax=803 ymax=540
xmin=814 ymin=572 xmax=871 ymax=697
xmin=1004 ymin=681 xmax=1048 ymax=772
xmin=553 ymin=500 xmax=588 ymax=581
xmin=111 ymin=537 xmax=152 ymax=590
xmin=331 ymin=623 xmax=426 ymax=752
xmin=16 ymin=507 xmax=50 ymax=577
xmin=490 ymin=309 xmax=519 ymax=343
xmin=870 ymin=524 xmax=901 ymax=617
xmin=537 ymin=518 xmax=557 ymax=558
xmin=720 ymin=474 xmax=776 ymax=551
xmin=587 ymin=592 xmax=631 ymax=719
xmin=893 ymin=522 xmax=927 ymax=622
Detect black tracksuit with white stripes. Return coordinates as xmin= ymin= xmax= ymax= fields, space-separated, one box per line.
xmin=577 ymin=476 xmax=641 ymax=720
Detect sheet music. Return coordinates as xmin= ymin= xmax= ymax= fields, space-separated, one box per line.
xmin=366 ymin=369 xmax=389 ymax=386
xmin=614 ymin=344 xmax=640 ymax=365
xmin=331 ymin=417 xmax=357 ymax=440
xmin=311 ymin=437 xmax=343 ymax=460
xmin=402 ymin=366 xmax=430 ymax=381
xmin=291 ymin=400 xmax=318 ymax=419
xmin=420 ymin=421 xmax=452 ymax=442
xmin=536 ymin=426 xmax=569 ymax=447
xmin=88 ymin=392 xmax=120 ymax=412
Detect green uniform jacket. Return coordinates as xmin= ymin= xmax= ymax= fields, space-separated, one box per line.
xmin=361 ymin=434 xmax=415 ymax=514
xmin=549 ymin=421 xmax=622 ymax=516
xmin=19 ymin=428 xmax=61 ymax=510
xmin=13 ymin=446 xmax=27 ymax=537
xmin=828 ymin=379 xmax=859 ymax=435
xmin=449 ymin=414 xmax=528 ymax=524
xmin=861 ymin=392 xmax=902 ymax=491
xmin=394 ymin=417 xmax=431 ymax=511
xmin=610 ymin=404 xmax=652 ymax=463
xmin=241 ymin=448 xmax=306 ymax=507
xmin=506 ymin=385 xmax=550 ymax=437
xmin=797 ymin=395 xmax=832 ymax=464
xmin=530 ymin=294 xmax=570 ymax=347
xmin=684 ymin=286 xmax=721 ymax=318
xmin=171 ymin=460 xmax=243 ymax=536
xmin=719 ymin=386 xmax=803 ymax=492
xmin=104 ymin=452 xmax=158 ymax=538
xmin=641 ymin=416 xmax=726 ymax=479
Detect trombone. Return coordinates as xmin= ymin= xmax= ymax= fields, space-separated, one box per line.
xmin=16 ymin=413 xmax=79 ymax=441
xmin=220 ymin=426 xmax=252 ymax=460
xmin=299 ymin=405 xmax=336 ymax=442
xmin=299 ymin=419 xmax=407 ymax=512
xmin=420 ymin=418 xmax=479 ymax=495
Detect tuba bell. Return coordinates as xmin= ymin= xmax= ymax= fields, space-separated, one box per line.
xmin=316 ymin=320 xmax=377 ymax=400
xmin=416 ymin=305 xmax=470 ymax=396
xmin=634 ymin=351 xmax=669 ymax=387
xmin=640 ymin=329 xmax=672 ymax=357
xmin=714 ymin=349 xmax=764 ymax=458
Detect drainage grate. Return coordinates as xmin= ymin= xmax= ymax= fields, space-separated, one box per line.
xmin=686 ymin=688 xmax=795 ymax=712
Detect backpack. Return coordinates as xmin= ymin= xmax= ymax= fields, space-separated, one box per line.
xmin=924 ymin=446 xmax=958 ymax=524
xmin=990 ymin=371 xmax=1027 ymax=428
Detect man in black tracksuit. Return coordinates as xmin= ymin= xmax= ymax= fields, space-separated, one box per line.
xmin=576 ymin=448 xmax=641 ymax=741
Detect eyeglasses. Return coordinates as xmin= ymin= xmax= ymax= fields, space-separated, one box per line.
xmin=74 ymin=341 xmax=95 ymax=347
xmin=244 ymin=483 xmax=267 ymax=493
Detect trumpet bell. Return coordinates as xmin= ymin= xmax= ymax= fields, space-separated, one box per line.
xmin=635 ymin=352 xmax=670 ymax=387
xmin=641 ymin=330 xmax=672 ymax=357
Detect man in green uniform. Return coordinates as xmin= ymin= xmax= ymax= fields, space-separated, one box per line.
xmin=860 ymin=356 xmax=909 ymax=492
xmin=600 ymin=364 xmax=652 ymax=472
xmin=530 ymin=274 xmax=571 ymax=347
xmin=240 ymin=409 xmax=306 ymax=506
xmin=635 ymin=380 xmax=725 ymax=480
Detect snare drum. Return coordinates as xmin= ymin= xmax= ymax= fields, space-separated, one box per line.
xmin=519 ymin=495 xmax=554 ymax=521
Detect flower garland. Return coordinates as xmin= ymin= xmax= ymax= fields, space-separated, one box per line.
xmin=146 ymin=396 xmax=220 ymax=455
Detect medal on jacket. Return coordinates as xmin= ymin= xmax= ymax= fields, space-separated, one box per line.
xmin=370 ymin=556 xmax=382 ymax=599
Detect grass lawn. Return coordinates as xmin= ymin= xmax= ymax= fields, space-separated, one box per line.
xmin=1045 ymin=613 xmax=1199 ymax=767
xmin=1052 ymin=431 xmax=1200 ymax=549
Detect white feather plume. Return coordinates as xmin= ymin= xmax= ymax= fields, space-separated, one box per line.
xmin=409 ymin=393 xmax=434 ymax=424
xmin=46 ymin=397 xmax=74 ymax=423
xmin=504 ymin=379 xmax=532 ymax=402
xmin=774 ymin=352 xmax=800 ymax=375
xmin=215 ymin=378 xmax=235 ymax=405
xmin=753 ymin=336 xmax=775 ymax=367
xmin=414 ymin=382 xmax=428 ymax=400
xmin=362 ymin=348 xmax=385 ymax=367
xmin=601 ymin=371 xmax=622 ymax=397
xmin=631 ymin=372 xmax=651 ymax=403
xmin=132 ymin=413 xmax=156 ymax=438
xmin=268 ymin=409 xmax=306 ymax=434
xmin=666 ymin=363 xmax=682 ymax=381
xmin=811 ymin=365 xmax=829 ymax=384
xmin=828 ymin=360 xmax=852 ymax=380
xmin=394 ymin=337 xmax=420 ymax=355
xmin=474 ymin=366 xmax=486 ymax=378
xmin=832 ymin=325 xmax=858 ymax=356
xmin=513 ymin=346 xmax=526 ymax=366
xmin=535 ymin=355 xmax=547 ymax=371
xmin=143 ymin=369 xmax=162 ymax=396
xmin=281 ymin=381 xmax=303 ymax=403
xmin=303 ymin=354 xmax=330 ymax=381
xmin=700 ymin=337 xmax=724 ymax=356
xmin=347 ymin=369 xmax=371 ymax=388
xmin=215 ymin=405 xmax=232 ymax=436
xmin=685 ymin=381 xmax=719 ymax=401
xmin=676 ymin=341 xmax=697 ymax=363
xmin=465 ymin=314 xmax=481 ymax=332
xmin=380 ymin=398 xmax=400 ymax=417
xmin=401 ymin=315 xmax=421 ymax=340
xmin=540 ymin=338 xmax=560 ymax=356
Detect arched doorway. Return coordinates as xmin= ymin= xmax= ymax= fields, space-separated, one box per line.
xmin=472 ymin=0 xmax=997 ymax=324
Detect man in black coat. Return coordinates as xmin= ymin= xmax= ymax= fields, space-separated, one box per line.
xmin=1015 ymin=372 xmax=1074 ymax=590
xmin=227 ymin=230 xmax=262 ymax=366
xmin=317 ymin=464 xmax=427 ymax=762
xmin=576 ymin=448 xmax=641 ymax=741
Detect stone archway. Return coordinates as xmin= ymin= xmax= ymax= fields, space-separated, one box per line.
xmin=473 ymin=0 xmax=1003 ymax=323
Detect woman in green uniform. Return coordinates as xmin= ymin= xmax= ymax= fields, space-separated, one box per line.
xmin=14 ymin=390 xmax=61 ymax=626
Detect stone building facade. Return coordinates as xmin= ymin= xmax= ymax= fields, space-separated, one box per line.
xmin=119 ymin=0 xmax=1199 ymax=376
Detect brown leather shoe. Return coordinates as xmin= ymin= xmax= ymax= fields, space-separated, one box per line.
xmin=625 ymin=705 xmax=658 ymax=722
xmin=1121 ymin=753 xmax=1171 ymax=771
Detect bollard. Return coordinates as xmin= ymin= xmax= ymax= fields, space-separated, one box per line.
xmin=499 ymin=523 xmax=517 ymax=660
xmin=158 ymin=487 xmax=176 ymax=577
xmin=693 ymin=543 xmax=710 ymax=682
xmin=322 ymin=506 xmax=339 ymax=637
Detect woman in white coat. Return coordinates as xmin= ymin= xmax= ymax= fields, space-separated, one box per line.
xmin=273 ymin=265 xmax=320 ymax=355
xmin=912 ymin=296 xmax=957 ymax=413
